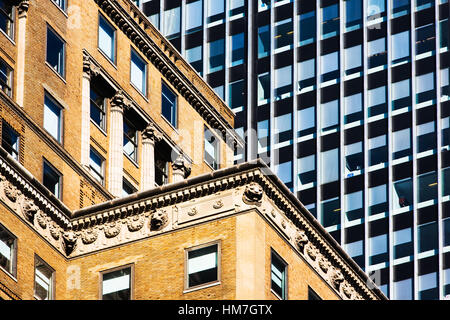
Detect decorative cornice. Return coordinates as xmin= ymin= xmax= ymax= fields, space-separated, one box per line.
xmin=93 ymin=0 xmax=244 ymax=149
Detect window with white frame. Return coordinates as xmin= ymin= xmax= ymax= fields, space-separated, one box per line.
xmin=52 ymin=0 xmax=66 ymax=11
xmin=123 ymin=118 xmax=138 ymax=162
xmin=271 ymin=250 xmax=287 ymax=299
xmin=204 ymin=126 xmax=219 ymax=170
xmin=43 ymin=93 xmax=63 ymax=143
xmin=101 ymin=266 xmax=132 ymax=300
xmin=0 ymin=0 xmax=14 ymax=39
xmin=89 ymin=148 xmax=105 ymax=185
xmin=130 ymin=48 xmax=147 ymax=95
xmin=46 ymin=26 xmax=65 ymax=78
xmin=0 ymin=57 xmax=12 ymax=97
xmin=0 ymin=223 xmax=16 ymax=277
xmin=43 ymin=160 xmax=62 ymax=199
xmin=34 ymin=256 xmax=54 ymax=300
xmin=186 ymin=242 xmax=219 ymax=290
xmin=98 ymin=14 xmax=116 ymax=63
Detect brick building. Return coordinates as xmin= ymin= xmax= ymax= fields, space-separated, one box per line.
xmin=0 ymin=0 xmax=385 ymax=300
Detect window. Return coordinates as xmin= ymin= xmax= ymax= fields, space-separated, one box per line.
xmin=275 ymin=161 xmax=292 ymax=187
xmin=230 ymin=32 xmax=244 ymax=67
xmin=229 ymin=0 xmax=244 ymax=16
xmin=392 ymin=79 xmax=411 ymax=110
xmin=416 ymin=23 xmax=435 ymax=55
xmin=43 ymin=160 xmax=62 ymax=199
xmin=369 ymin=134 xmax=387 ymax=166
xmin=391 ymin=31 xmax=410 ymax=62
xmin=345 ymin=191 xmax=363 ymax=221
xmin=271 ymin=250 xmax=287 ymax=299
xmin=345 ymin=141 xmax=363 ymax=172
xmin=257 ymin=72 xmax=270 ymax=104
xmin=0 ymin=57 xmax=12 ymax=97
xmin=393 ymin=0 xmax=410 ymax=15
xmin=258 ymin=25 xmax=270 ymax=58
xmin=345 ymin=0 xmax=362 ymax=30
xmin=258 ymin=120 xmax=269 ymax=154
xmin=46 ymin=26 xmax=65 ymax=78
xmin=130 ymin=49 xmax=147 ymax=95
xmin=34 ymin=256 xmax=54 ymax=300
xmin=394 ymin=278 xmax=413 ymax=300
xmin=52 ymin=0 xmax=66 ymax=11
xmin=393 ymin=178 xmax=413 ymax=209
xmin=345 ymin=240 xmax=364 ymax=262
xmin=368 ymin=37 xmax=386 ymax=68
xmin=417 ymin=121 xmax=436 ymax=153
xmin=418 ymin=221 xmax=438 ymax=253
xmin=208 ymin=38 xmax=225 ymax=73
xmin=44 ymin=93 xmax=63 ymax=143
xmin=90 ymin=86 xmax=106 ymax=130
xmin=101 ymin=266 xmax=133 ymax=300
xmin=416 ymin=72 xmax=435 ymax=103
xmin=89 ymin=148 xmax=105 ymax=185
xmin=122 ymin=179 xmax=137 ymax=197
xmin=419 ymin=271 xmax=438 ymax=300
xmin=123 ymin=119 xmax=137 ymax=162
xmin=274 ymin=18 xmax=293 ymax=51
xmin=1 ymin=121 xmax=19 ymax=161
xmin=186 ymin=242 xmax=220 ymax=290
xmin=297 ymin=106 xmax=315 ymax=136
xmin=320 ymin=148 xmax=339 ymax=184
xmin=392 ymin=128 xmax=412 ymax=159
xmin=298 ymin=58 xmax=315 ymax=90
xmin=308 ymin=287 xmax=322 ymax=300
xmin=394 ymin=228 xmax=413 ymax=259
xmin=162 ymin=6 xmax=180 ymax=37
xmin=368 ymin=85 xmax=386 ymax=116
xmin=274 ymin=65 xmax=292 ymax=100
xmin=417 ymin=171 xmax=437 ymax=203
xmin=186 ymin=45 xmax=203 ymax=75
xmin=344 ymin=45 xmax=362 ymax=74
xmin=274 ymin=113 xmax=292 ymax=144
xmin=0 ymin=223 xmax=16 ymax=277
xmin=368 ymin=184 xmax=388 ymax=214
xmin=320 ymin=99 xmax=339 ymax=130
xmin=367 ymin=0 xmax=385 ymax=17
xmin=204 ymin=126 xmax=219 ymax=170
xmin=369 ymin=234 xmax=388 ymax=265
xmin=320 ymin=51 xmax=339 ymax=82
xmin=161 ymin=82 xmax=177 ymax=127
xmin=229 ymin=79 xmax=245 ymax=111
xmin=155 ymin=151 xmax=169 ymax=187
xmin=207 ymin=0 xmax=224 ymax=23
xmin=322 ymin=197 xmax=340 ymax=228
xmin=344 ymin=93 xmax=363 ymax=123
xmin=298 ymin=155 xmax=315 ymax=186
xmin=186 ymin=0 xmax=202 ymax=32
xmin=98 ymin=15 xmax=116 ymax=63
xmin=0 ymin=0 xmax=14 ymax=39
xmin=299 ymin=11 xmax=315 ymax=46
xmin=322 ymin=4 xmax=339 ymax=39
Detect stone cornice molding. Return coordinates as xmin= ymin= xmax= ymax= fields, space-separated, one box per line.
xmin=93 ymin=0 xmax=244 ymax=150
xmin=142 ymin=122 xmax=163 ymax=143
xmin=0 ymin=150 xmax=385 ymax=300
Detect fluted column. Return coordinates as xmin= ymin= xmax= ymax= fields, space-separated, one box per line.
xmin=108 ymin=91 xmax=129 ymax=197
xmin=81 ymin=53 xmax=99 ymax=168
xmin=141 ymin=122 xmax=162 ymax=190
xmin=15 ymin=0 xmax=30 ymax=107
xmin=172 ymin=153 xmax=192 ymax=183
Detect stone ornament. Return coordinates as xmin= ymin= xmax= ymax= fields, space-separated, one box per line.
xmin=81 ymin=228 xmax=98 ymax=245
xmin=82 ymin=52 xmax=100 ymax=79
xmin=187 ymin=207 xmax=198 ymax=217
xmin=330 ymin=268 xmax=345 ymax=290
xmin=50 ymin=222 xmax=60 ymax=240
xmin=150 ymin=209 xmax=169 ymax=231
xmin=62 ymin=230 xmax=78 ymax=255
xmin=306 ymin=243 xmax=319 ymax=261
xmin=21 ymin=198 xmax=39 ymax=222
xmin=318 ymin=257 xmax=331 ymax=274
xmin=110 ymin=90 xmax=132 ymax=110
xmin=242 ymin=182 xmax=263 ymax=206
xmin=142 ymin=122 xmax=163 ymax=143
xmin=212 ymin=200 xmax=224 ymax=209
xmin=4 ymin=182 xmax=21 ymax=202
xmin=104 ymin=221 xmax=121 ymax=238
xmin=17 ymin=0 xmax=30 ymax=17
xmin=127 ymin=215 xmax=145 ymax=232
xmin=171 ymin=154 xmax=192 ymax=179
xmin=294 ymin=230 xmax=309 ymax=252
xmin=342 ymin=283 xmax=356 ymax=299
xmin=37 ymin=212 xmax=48 ymax=229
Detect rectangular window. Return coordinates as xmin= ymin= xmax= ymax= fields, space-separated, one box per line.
xmin=418 ymin=222 xmax=438 ymax=253
xmin=271 ymin=250 xmax=287 ymax=299
xmin=90 ymin=86 xmax=106 ymax=130
xmin=34 ymin=256 xmax=54 ymax=300
xmin=394 ymin=278 xmax=413 ymax=300
xmin=298 ymin=155 xmax=315 ymax=186
xmin=368 ymin=85 xmax=386 ymax=116
xmin=186 ymin=242 xmax=220 ymax=290
xmin=186 ymin=45 xmax=203 ymax=75
xmin=392 ymin=128 xmax=412 ymax=159
xmin=161 ymin=82 xmax=177 ymax=127
xmin=101 ymin=266 xmax=132 ymax=300
xmin=0 ymin=57 xmax=12 ymax=97
xmin=320 ymin=51 xmax=339 ymax=82
xmin=44 ymin=93 xmax=63 ymax=143
xmin=320 ymin=148 xmax=339 ymax=184
xmin=416 ymin=23 xmax=435 ymax=55
xmin=258 ymin=25 xmax=270 ymax=58
xmin=392 ymin=79 xmax=411 ymax=110
xmin=394 ymin=228 xmax=413 ymax=259
xmin=368 ymin=37 xmax=387 ymax=68
xmin=369 ymin=134 xmax=388 ymax=166
xmin=417 ymin=121 xmax=436 ymax=153
xmin=52 ymin=0 xmax=66 ymax=11
xmin=393 ymin=178 xmax=413 ymax=209
xmin=299 ymin=11 xmax=315 ymax=46
xmin=0 ymin=223 xmax=16 ymax=277
xmin=43 ymin=160 xmax=62 ymax=199
xmin=89 ymin=148 xmax=105 ymax=185
xmin=321 ymin=197 xmax=340 ymax=228
xmin=1 ymin=121 xmax=19 ymax=161
xmin=162 ymin=6 xmax=180 ymax=37
xmin=123 ymin=119 xmax=138 ymax=162
xmin=0 ymin=0 xmax=14 ymax=39
xmin=344 ymin=45 xmax=362 ymax=74
xmin=46 ymin=26 xmax=65 ymax=78
xmin=274 ymin=65 xmax=292 ymax=100
xmin=298 ymin=58 xmax=315 ymax=90
xmin=230 ymin=32 xmax=244 ymax=67
xmin=369 ymin=233 xmax=388 ymax=265
xmin=98 ymin=14 xmax=116 ymax=63
xmin=229 ymin=79 xmax=245 ymax=111
xmin=204 ymin=126 xmax=219 ymax=170
xmin=186 ymin=0 xmax=202 ymax=32
xmin=345 ymin=191 xmax=363 ymax=221
xmin=208 ymin=38 xmax=225 ymax=73
xmin=392 ymin=31 xmax=410 ymax=62
xmin=367 ymin=0 xmax=385 ymax=17
xmin=322 ymin=4 xmax=339 ymax=39
xmin=320 ymin=99 xmax=339 ymax=131
xmin=345 ymin=141 xmax=363 ymax=172
xmin=345 ymin=0 xmax=362 ymax=30
xmin=130 ymin=49 xmax=147 ymax=95
xmin=417 ymin=171 xmax=437 ymax=203
xmin=416 ymin=72 xmax=435 ymax=103
xmin=207 ymin=0 xmax=224 ymax=23
xmin=297 ymin=106 xmax=315 ymax=136
xmin=274 ymin=161 xmax=292 ymax=187
xmin=368 ymin=184 xmax=388 ymax=215
xmin=122 ymin=179 xmax=137 ymax=197
xmin=274 ymin=18 xmax=293 ymax=51
xmin=257 ymin=72 xmax=270 ymax=104
xmin=344 ymin=93 xmax=363 ymax=123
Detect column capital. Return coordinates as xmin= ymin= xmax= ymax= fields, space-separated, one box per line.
xmin=83 ymin=52 xmax=100 ymax=80
xmin=110 ymin=90 xmax=132 ymax=111
xmin=16 ymin=0 xmax=30 ymax=18
xmin=172 ymin=154 xmax=192 ymax=179
xmin=142 ymin=122 xmax=163 ymax=144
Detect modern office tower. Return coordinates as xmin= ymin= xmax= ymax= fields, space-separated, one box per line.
xmin=133 ymin=0 xmax=450 ymax=299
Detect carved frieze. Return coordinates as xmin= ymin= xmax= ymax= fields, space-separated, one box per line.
xmin=21 ymin=198 xmax=39 ymax=223
xmin=81 ymin=228 xmax=98 ymax=245
xmin=4 ymin=182 xmax=21 ymax=202
xmin=212 ymin=200 xmax=224 ymax=209
xmin=37 ymin=212 xmax=47 ymax=229
xmin=187 ymin=207 xmax=198 ymax=217
xmin=104 ymin=221 xmax=121 ymax=238
xmin=306 ymin=243 xmax=319 ymax=261
xmin=295 ymin=230 xmax=309 ymax=252
xmin=330 ymin=267 xmax=345 ymax=290
xmin=62 ymin=230 xmax=78 ymax=256
xmin=50 ymin=222 xmax=60 ymax=240
xmin=318 ymin=257 xmax=331 ymax=274
xmin=127 ymin=215 xmax=145 ymax=232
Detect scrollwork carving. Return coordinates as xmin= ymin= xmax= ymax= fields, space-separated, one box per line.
xmin=187 ymin=207 xmax=198 ymax=217
xmin=150 ymin=209 xmax=169 ymax=231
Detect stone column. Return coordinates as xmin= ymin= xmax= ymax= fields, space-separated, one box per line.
xmin=81 ymin=53 xmax=99 ymax=168
xmin=108 ymin=91 xmax=129 ymax=197
xmin=172 ymin=153 xmax=192 ymax=183
xmin=15 ymin=0 xmax=30 ymax=107
xmin=141 ymin=122 xmax=162 ymax=190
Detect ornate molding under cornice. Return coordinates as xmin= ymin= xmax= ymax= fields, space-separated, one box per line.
xmin=93 ymin=0 xmax=243 ymax=149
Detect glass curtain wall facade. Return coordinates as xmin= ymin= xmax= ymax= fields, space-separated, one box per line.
xmin=136 ymin=0 xmax=450 ymax=300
